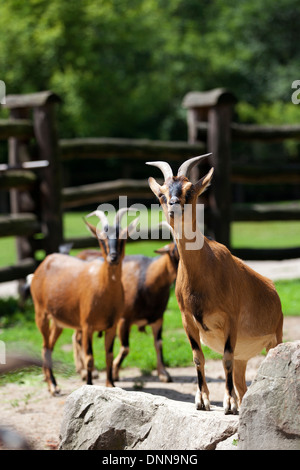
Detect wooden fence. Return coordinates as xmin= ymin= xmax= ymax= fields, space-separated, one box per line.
xmin=183 ymin=88 xmax=300 ymax=260
xmin=0 ymin=89 xmax=300 ymax=286
xmin=0 ymin=91 xmax=63 ymax=285
xmin=0 ymin=91 xmax=206 ymax=284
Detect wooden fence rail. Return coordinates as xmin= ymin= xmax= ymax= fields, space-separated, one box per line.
xmin=196 ymin=121 xmax=300 ymax=142
xmin=0 ymin=88 xmax=300 ymax=287
xmin=0 ymin=91 xmax=63 ymax=288
xmin=0 ymin=119 xmax=34 ymax=140
xmin=182 ymin=88 xmax=300 ymax=257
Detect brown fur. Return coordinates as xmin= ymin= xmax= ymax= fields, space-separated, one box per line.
xmin=147 ymin=160 xmax=283 ymax=414
xmin=31 ymin=211 xmax=137 ymax=395
xmin=74 ymin=242 xmax=179 ymax=382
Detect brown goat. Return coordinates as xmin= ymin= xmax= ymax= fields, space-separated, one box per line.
xmin=146 ymin=155 xmax=283 ymax=414
xmin=31 ymin=208 xmax=138 ymax=395
xmin=75 ymin=226 xmax=179 ymax=383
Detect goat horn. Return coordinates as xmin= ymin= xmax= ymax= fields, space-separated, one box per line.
xmin=86 ymin=210 xmax=109 ymax=231
xmin=177 ymin=153 xmax=212 ymax=178
xmin=114 ymin=207 xmax=135 ymax=228
xmin=146 ymin=161 xmax=173 ymax=181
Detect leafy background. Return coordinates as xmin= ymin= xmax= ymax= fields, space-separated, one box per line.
xmin=0 ymin=0 xmax=299 ymax=141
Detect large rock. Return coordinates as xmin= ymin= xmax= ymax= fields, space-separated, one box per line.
xmin=238 ymin=341 xmax=300 ymax=450
xmin=59 ymin=386 xmax=238 ymax=450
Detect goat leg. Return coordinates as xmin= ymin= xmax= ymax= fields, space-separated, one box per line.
xmin=151 ymin=318 xmax=172 ymax=383
xmin=105 ymin=326 xmax=117 ymax=387
xmin=73 ymin=330 xmax=99 ymax=380
xmin=233 ymin=359 xmax=247 ymax=406
xmin=112 ymin=318 xmax=130 ymax=381
xmin=223 ymin=334 xmax=238 ymax=415
xmin=184 ymin=321 xmax=210 ymax=410
xmin=82 ymin=327 xmax=94 ymax=385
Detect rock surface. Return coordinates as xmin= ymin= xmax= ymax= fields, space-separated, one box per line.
xmin=238 ymin=341 xmax=300 ymax=450
xmin=59 ymin=385 xmax=238 ymax=450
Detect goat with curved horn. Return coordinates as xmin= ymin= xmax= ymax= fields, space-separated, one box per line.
xmin=31 ymin=206 xmax=138 ymax=395
xmin=146 ymin=155 xmax=283 ymax=415
xmin=75 ymin=219 xmax=179 ymax=384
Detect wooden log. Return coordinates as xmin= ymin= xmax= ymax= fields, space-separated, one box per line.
xmin=232 ymin=247 xmax=300 ymax=261
xmin=231 ymin=163 xmax=300 ymax=184
xmin=4 ymin=91 xmax=61 ymax=109
xmin=0 ymin=258 xmax=36 ymax=283
xmin=64 ymin=228 xmax=167 ymax=250
xmin=0 ymin=213 xmax=40 ymax=237
xmin=207 ymin=104 xmax=234 ymax=247
xmin=196 ymin=121 xmax=300 ymax=142
xmin=0 ymin=170 xmax=37 ymax=190
xmin=59 ymin=137 xmax=205 ymax=162
xmin=231 ymin=122 xmax=300 ymax=142
xmin=62 ymin=178 xmax=154 ymax=208
xmin=182 ymin=89 xmax=237 ymax=246
xmin=0 ymin=161 xmax=49 ymax=172
xmin=0 ymin=119 xmax=34 ymax=140
xmin=63 ymin=236 xmax=98 ymax=250
xmin=232 ymin=202 xmax=300 ymax=221
xmin=33 ymin=102 xmax=63 ymax=254
xmin=182 ymin=88 xmax=237 ymax=109
xmin=8 ymin=108 xmax=38 ymax=264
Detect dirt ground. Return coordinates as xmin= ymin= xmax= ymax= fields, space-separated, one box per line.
xmin=0 ymin=316 xmax=299 ymax=450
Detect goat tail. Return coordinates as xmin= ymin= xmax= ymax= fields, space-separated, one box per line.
xmin=21 ymin=273 xmax=34 ymax=299
xmin=26 ymin=273 xmax=34 ymax=286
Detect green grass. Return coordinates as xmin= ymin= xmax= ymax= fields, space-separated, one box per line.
xmin=0 ymin=287 xmax=196 ymax=386
xmin=231 ymin=220 xmax=300 ymax=248
xmin=274 ymin=278 xmax=300 ymax=316
xmin=0 ymin=211 xmax=299 ymax=384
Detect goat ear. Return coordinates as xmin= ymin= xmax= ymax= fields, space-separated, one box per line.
xmin=154 ymin=244 xmax=171 ymax=255
xmin=193 ymin=167 xmax=214 ymax=196
xmin=148 ymin=177 xmax=162 ymax=198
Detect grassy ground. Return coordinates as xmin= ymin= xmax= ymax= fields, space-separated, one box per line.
xmin=0 ymin=211 xmax=299 ymax=383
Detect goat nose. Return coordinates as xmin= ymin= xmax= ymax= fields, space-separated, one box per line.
xmin=110 ymin=253 xmax=117 ymax=261
xmin=169 ymin=196 xmax=180 ymax=205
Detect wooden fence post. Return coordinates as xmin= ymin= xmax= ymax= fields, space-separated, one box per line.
xmin=5 ymin=91 xmax=63 ymax=258
xmin=32 ymin=96 xmax=63 ymax=255
xmin=7 ymin=107 xmax=36 ymax=264
xmin=182 ymin=88 xmax=237 ymax=248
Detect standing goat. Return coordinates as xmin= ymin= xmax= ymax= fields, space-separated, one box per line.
xmin=31 ymin=208 xmax=138 ymax=395
xmin=146 ymin=155 xmax=283 ymax=414
xmin=75 ymin=224 xmax=179 ymax=383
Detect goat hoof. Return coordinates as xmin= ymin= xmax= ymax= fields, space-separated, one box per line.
xmin=80 ymin=369 xmax=99 ymax=381
xmin=112 ymin=369 xmax=120 ymax=381
xmin=49 ymin=385 xmax=60 ymax=396
xmin=106 ymin=381 xmax=115 ymax=388
xmin=195 ymin=391 xmax=210 ymax=411
xmin=158 ymin=372 xmax=172 ymax=383
xmin=224 ymin=396 xmax=239 ymax=415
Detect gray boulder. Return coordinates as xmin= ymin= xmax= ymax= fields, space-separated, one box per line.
xmin=238 ymin=341 xmax=300 ymax=450
xmin=59 ymin=386 xmax=238 ymax=450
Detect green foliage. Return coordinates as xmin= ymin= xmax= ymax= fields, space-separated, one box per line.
xmin=0 ymin=0 xmax=299 ymax=140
